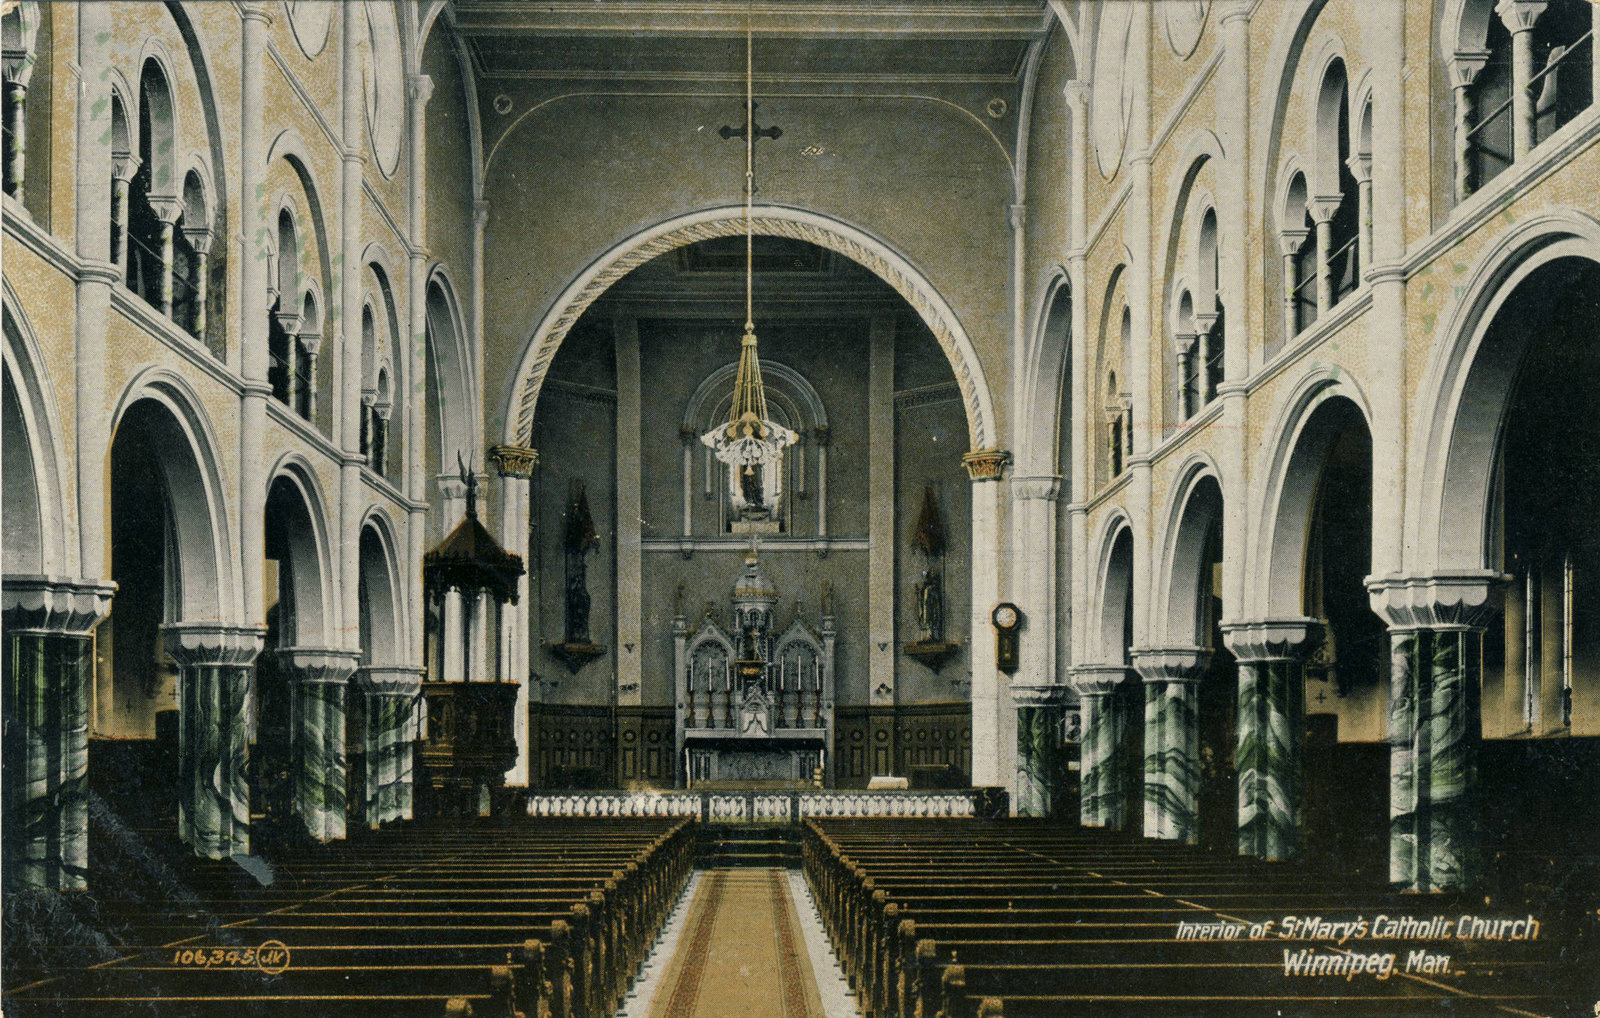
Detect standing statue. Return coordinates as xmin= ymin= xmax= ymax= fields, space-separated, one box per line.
xmin=915 ymin=567 xmax=944 ymax=643
xmin=563 ymin=480 xmax=599 ymax=644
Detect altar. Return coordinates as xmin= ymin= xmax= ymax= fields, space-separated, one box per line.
xmin=673 ymin=553 xmax=836 ymax=787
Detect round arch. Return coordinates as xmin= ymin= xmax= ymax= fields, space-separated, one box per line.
xmin=264 ymin=455 xmax=335 ymax=647
xmin=1409 ymin=212 xmax=1600 ymax=576
xmin=425 ymin=268 xmax=477 ymax=477
xmin=2 ymin=283 xmax=71 ymax=577
xmin=1017 ymin=270 xmax=1071 ymax=475
xmin=1092 ymin=513 xmax=1135 ymax=663
xmin=502 ymin=204 xmax=998 ymax=453
xmin=1249 ymin=368 xmax=1374 ymax=619
xmin=1153 ymin=458 xmax=1226 ymax=648
xmin=109 ymin=369 xmax=237 ymax=623
xmin=357 ymin=510 xmax=405 ymax=666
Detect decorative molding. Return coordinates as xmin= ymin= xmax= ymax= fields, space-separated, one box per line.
xmin=961 ymin=447 xmax=1012 ymax=482
xmin=894 ymin=381 xmax=963 ymax=411
xmin=1219 ymin=618 xmax=1323 ymax=663
xmin=904 ymin=640 xmax=962 ymax=672
xmin=1130 ymin=647 xmax=1211 ymax=684
xmin=355 ymin=665 xmax=425 ymax=695
xmin=510 ymin=208 xmax=996 ymax=454
xmin=1366 ymin=571 xmax=1506 ymax=631
xmin=545 ymin=640 xmax=607 ymax=673
xmin=0 ymin=576 xmax=116 ymax=636
xmin=489 ymin=443 xmax=539 ymax=479
xmin=160 ymin=623 xmax=267 ymax=667
xmin=1010 ymin=474 xmax=1061 ymax=501
xmin=1068 ymin=664 xmax=1131 ymax=696
xmin=278 ymin=646 xmax=362 ymax=685
xmin=1008 ymin=681 xmax=1073 ymax=706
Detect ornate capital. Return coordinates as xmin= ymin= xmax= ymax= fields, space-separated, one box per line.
xmin=182 ymin=227 xmax=215 ymax=256
xmin=407 ymin=73 xmax=435 ymax=109
xmin=437 ymin=476 xmax=468 ymax=501
xmin=962 ymin=448 xmax=1012 ymax=483
xmin=1307 ymin=194 xmax=1343 ymax=225
xmin=355 ymin=665 xmax=424 ymax=696
xmin=1449 ymin=49 xmax=1492 ymax=90
xmin=1344 ymin=152 xmax=1373 ymax=184
xmin=1131 ymin=647 xmax=1211 ymax=684
xmin=1220 ymin=618 xmax=1323 ymax=663
xmin=1 ymin=576 xmax=116 ymax=636
xmin=1173 ymin=331 xmax=1199 ymax=355
xmin=1011 ymin=474 xmax=1061 ymax=501
xmin=1068 ymin=664 xmax=1131 ymax=696
xmin=1277 ymin=228 xmax=1311 ymax=256
xmin=278 ymin=647 xmax=362 ymax=685
xmin=274 ymin=309 xmax=303 ymax=337
xmin=1366 ymin=571 xmax=1506 ymax=632
xmin=297 ymin=329 xmax=322 ymax=357
xmin=147 ymin=195 xmax=185 ymax=226
xmin=1495 ymin=0 xmax=1548 ymax=34
xmin=489 ymin=444 xmax=539 ymax=479
xmin=1009 ymin=681 xmax=1073 ymax=706
xmin=161 ymin=623 xmax=266 ymax=667
xmin=111 ymin=153 xmax=142 ymax=185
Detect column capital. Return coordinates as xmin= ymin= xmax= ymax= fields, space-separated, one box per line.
xmin=1220 ymin=618 xmax=1323 ymax=663
xmin=1448 ymin=49 xmax=1493 ymax=89
xmin=278 ymin=647 xmax=362 ymax=685
xmin=355 ymin=665 xmax=424 ymax=695
xmin=1068 ymin=664 xmax=1131 ymax=696
xmin=1495 ymin=0 xmax=1549 ymax=34
xmin=1010 ymin=681 xmax=1073 ymax=706
xmin=237 ymin=2 xmax=276 ymax=27
xmin=1173 ymin=330 xmax=1199 ymax=355
xmin=489 ymin=443 xmax=539 ymax=479
xmin=1131 ymin=647 xmax=1211 ymax=684
xmin=1307 ymin=194 xmax=1343 ymax=225
xmin=1365 ymin=571 xmax=1506 ymax=631
xmin=1217 ymin=0 xmax=1254 ymax=26
xmin=1278 ymin=227 xmax=1311 ymax=256
xmin=474 ymin=199 xmax=491 ymax=230
xmin=407 ymin=73 xmax=435 ymax=110
xmin=962 ymin=447 xmax=1012 ymax=482
xmin=1344 ymin=152 xmax=1372 ymax=184
xmin=111 ymin=153 xmax=142 ymax=184
xmin=148 ymin=195 xmax=185 ymax=226
xmin=182 ymin=226 xmax=215 ymax=255
xmin=274 ymin=309 xmax=303 ymax=337
xmin=1011 ymin=474 xmax=1061 ymax=501
xmin=437 ymin=476 xmax=468 ymax=500
xmin=298 ymin=329 xmax=322 ymax=356
xmin=161 ymin=623 xmax=266 ymax=667
xmin=1007 ymin=203 xmax=1026 ymax=231
xmin=1 ymin=576 xmax=116 ymax=636
xmin=1062 ymin=79 xmax=1090 ymax=107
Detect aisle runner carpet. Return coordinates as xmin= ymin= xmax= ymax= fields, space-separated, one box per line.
xmin=647 ymin=869 xmax=824 ymax=1018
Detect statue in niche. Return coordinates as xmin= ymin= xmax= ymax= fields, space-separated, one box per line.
xmin=563 ymin=480 xmax=598 ymax=643
xmin=905 ymin=484 xmax=959 ymax=670
xmin=739 ymin=463 xmax=767 ymax=517
xmin=916 ymin=567 xmax=944 ymax=644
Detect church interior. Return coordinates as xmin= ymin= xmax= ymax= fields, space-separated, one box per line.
xmin=2 ymin=1 xmax=1598 ymax=1015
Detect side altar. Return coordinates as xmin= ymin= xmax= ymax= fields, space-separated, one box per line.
xmin=673 ymin=554 xmax=836 ymax=787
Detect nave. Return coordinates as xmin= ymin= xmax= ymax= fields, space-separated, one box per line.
xmin=6 ymin=813 xmax=1587 ymax=1018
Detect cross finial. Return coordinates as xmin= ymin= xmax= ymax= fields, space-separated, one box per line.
xmin=458 ymin=451 xmax=479 ymax=518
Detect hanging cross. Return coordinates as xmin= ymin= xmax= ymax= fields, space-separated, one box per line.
xmin=719 ymin=102 xmax=782 ymax=195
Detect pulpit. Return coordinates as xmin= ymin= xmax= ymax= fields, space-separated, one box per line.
xmin=673 ymin=554 xmax=835 ymax=787
xmin=417 ymin=462 xmax=525 ymax=818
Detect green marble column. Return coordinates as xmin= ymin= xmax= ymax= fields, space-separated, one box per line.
xmin=281 ymin=649 xmax=361 ymax=842
xmin=1011 ymin=684 xmax=1070 ymax=818
xmin=1132 ymin=650 xmax=1208 ymax=844
xmin=2 ymin=579 xmax=114 ymax=891
xmin=163 ymin=624 xmax=265 ymax=860
xmin=1069 ymin=667 xmax=1132 ymax=828
xmin=1371 ymin=575 xmax=1497 ymax=893
xmin=1222 ymin=620 xmax=1320 ymax=862
xmin=356 ymin=666 xmax=423 ymax=827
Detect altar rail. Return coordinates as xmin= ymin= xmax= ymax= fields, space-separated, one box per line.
xmin=525 ymin=787 xmax=1008 ymax=822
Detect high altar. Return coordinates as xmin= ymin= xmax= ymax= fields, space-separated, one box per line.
xmin=672 ymin=554 xmax=835 ymax=787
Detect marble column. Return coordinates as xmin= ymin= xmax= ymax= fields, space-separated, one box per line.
xmin=1011 ymin=683 xmax=1070 ymax=818
xmin=1131 ymin=648 xmax=1209 ymax=844
xmin=1 ymin=578 xmax=115 ymax=891
xmin=356 ymin=665 xmax=423 ymax=826
xmin=280 ymin=648 xmax=360 ymax=841
xmin=1370 ymin=574 xmax=1499 ymax=892
xmin=162 ymin=623 xmax=266 ymax=860
xmin=1068 ymin=665 xmax=1134 ymax=829
xmin=1221 ymin=619 xmax=1321 ymax=861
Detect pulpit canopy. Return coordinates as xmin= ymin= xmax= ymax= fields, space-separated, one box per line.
xmin=423 ymin=459 xmax=524 ymax=605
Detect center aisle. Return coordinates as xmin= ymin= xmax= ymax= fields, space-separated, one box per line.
xmin=642 ymin=869 xmax=828 ymax=1018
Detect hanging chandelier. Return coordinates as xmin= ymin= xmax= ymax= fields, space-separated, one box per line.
xmin=701 ymin=8 xmax=796 ymax=522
